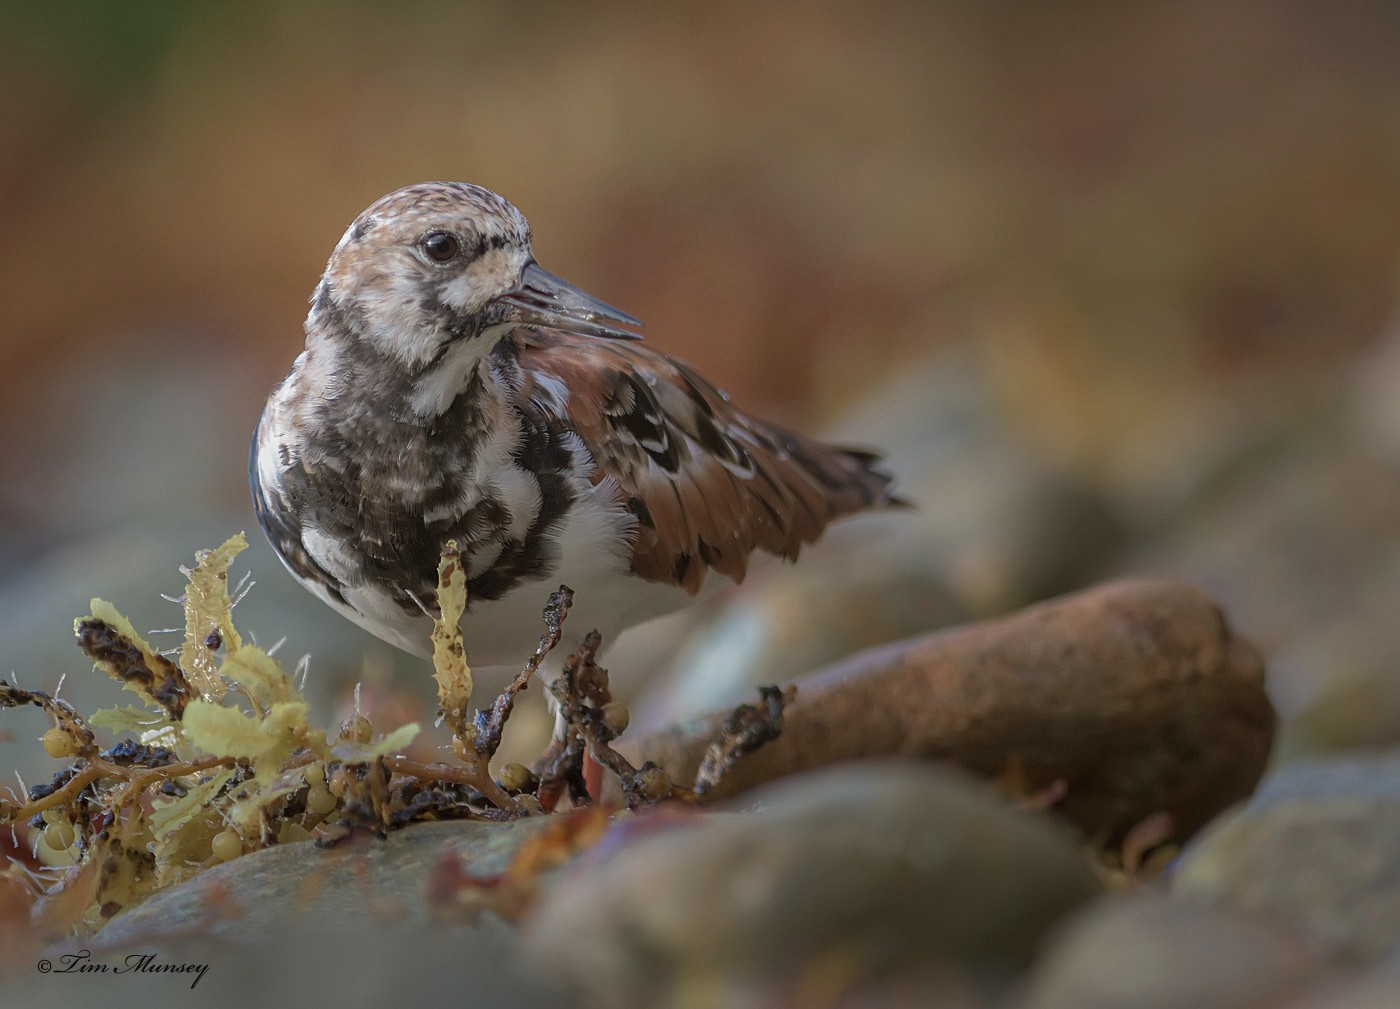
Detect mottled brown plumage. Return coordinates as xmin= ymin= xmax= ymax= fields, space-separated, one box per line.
xmin=252 ymin=181 xmax=900 ymax=670
xmin=512 ymin=329 xmax=894 ymax=594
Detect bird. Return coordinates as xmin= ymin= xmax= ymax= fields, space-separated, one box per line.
xmin=251 ymin=181 xmax=899 ymax=692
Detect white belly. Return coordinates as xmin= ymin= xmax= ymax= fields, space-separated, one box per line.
xmin=289 ymin=484 xmax=710 ymax=669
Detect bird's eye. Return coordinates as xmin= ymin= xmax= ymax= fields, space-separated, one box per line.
xmin=421 ymin=232 xmax=460 ymax=262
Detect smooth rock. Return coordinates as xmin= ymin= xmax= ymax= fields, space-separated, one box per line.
xmin=93 ymin=816 xmax=558 ymax=947
xmin=1283 ymin=971 xmax=1400 ymax=1009
xmin=1115 ymin=418 xmax=1400 ymax=760
xmin=527 ymin=760 xmax=1102 ymax=1006
xmin=624 ymin=579 xmax=1273 ymax=845
xmin=7 ymin=923 xmax=567 ymax=1008
xmin=1014 ymin=892 xmax=1330 ymax=1009
xmin=1172 ymin=753 xmax=1400 ymax=962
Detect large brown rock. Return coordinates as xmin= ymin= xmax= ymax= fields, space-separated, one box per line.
xmin=623 ymin=578 xmax=1273 ymax=844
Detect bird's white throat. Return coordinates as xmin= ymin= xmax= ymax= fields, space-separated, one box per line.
xmin=408 ymin=321 xmax=516 ymax=417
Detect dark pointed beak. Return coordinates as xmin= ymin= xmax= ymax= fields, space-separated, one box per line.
xmin=500 ymin=261 xmax=643 ymax=340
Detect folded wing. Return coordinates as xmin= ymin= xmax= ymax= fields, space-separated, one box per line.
xmin=509 ymin=329 xmax=899 ymax=594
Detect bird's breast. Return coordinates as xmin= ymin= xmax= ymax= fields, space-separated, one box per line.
xmin=253 ymin=362 xmax=638 ymax=638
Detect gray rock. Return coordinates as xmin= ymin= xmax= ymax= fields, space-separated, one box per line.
xmin=1014 ymin=893 xmax=1330 ymax=1009
xmin=1113 ymin=414 xmax=1400 ymax=761
xmin=526 ymin=760 xmax=1102 ymax=1006
xmin=94 ymin=816 xmax=557 ymax=946
xmin=1172 ymin=753 xmax=1400 ymax=962
xmin=1282 ymin=971 xmax=1400 ymax=1009
xmin=9 ymin=924 xmax=567 ymax=1009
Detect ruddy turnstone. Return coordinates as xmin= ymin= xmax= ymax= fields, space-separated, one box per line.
xmin=251 ymin=181 xmax=899 ymax=683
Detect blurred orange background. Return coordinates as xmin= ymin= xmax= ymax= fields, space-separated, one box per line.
xmin=2 ymin=1 xmax=1399 ymax=770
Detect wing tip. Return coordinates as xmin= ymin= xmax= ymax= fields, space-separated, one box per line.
xmin=830 ymin=443 xmax=910 ymax=511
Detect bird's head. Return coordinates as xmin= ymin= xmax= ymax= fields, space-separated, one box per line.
xmin=312 ymin=181 xmax=641 ymax=369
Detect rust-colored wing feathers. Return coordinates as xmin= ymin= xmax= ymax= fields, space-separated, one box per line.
xmin=512 ymin=330 xmax=898 ymax=594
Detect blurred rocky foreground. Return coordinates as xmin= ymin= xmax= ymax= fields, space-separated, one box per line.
xmin=2 ymin=561 xmax=1399 ymax=1007
xmin=3 ymin=1 xmax=1400 ymax=1006
xmin=7 ymin=318 xmax=1400 ymax=1003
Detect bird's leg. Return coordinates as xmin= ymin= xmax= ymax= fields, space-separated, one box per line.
xmin=531 ymin=634 xmax=612 ymax=807
xmin=530 ymin=651 xmax=589 ymax=809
